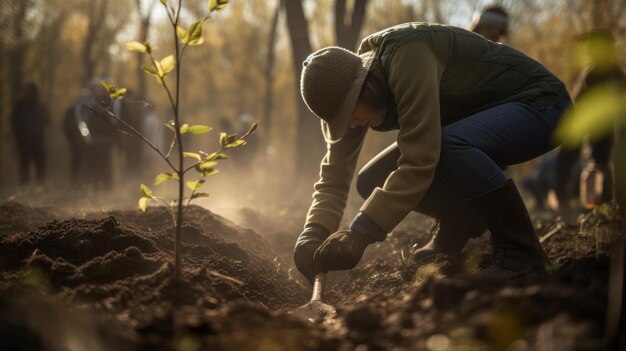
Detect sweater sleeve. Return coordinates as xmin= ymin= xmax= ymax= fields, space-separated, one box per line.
xmin=360 ymin=41 xmax=445 ymax=232
xmin=304 ymin=125 xmax=368 ymax=232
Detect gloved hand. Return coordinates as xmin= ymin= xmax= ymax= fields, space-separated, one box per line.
xmin=313 ymin=212 xmax=387 ymax=272
xmin=293 ymin=224 xmax=329 ymax=285
xmin=313 ymin=229 xmax=370 ymax=271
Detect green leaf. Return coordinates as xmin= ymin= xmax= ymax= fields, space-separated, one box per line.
xmin=143 ymin=41 xmax=152 ymax=54
xmin=138 ymin=198 xmax=151 ymax=212
xmin=184 ymin=20 xmax=203 ymax=46
xmin=187 ymin=124 xmax=213 ymax=134
xmin=203 ymin=168 xmax=219 ymax=177
xmin=186 ymin=179 xmax=206 ymax=191
xmin=139 ymin=197 xmax=152 ymax=212
xmin=160 ymin=0 xmax=167 ymax=4
xmin=555 ymin=86 xmax=626 ymax=147
xmin=220 ymin=132 xmax=237 ymax=147
xmin=141 ymin=64 xmax=158 ymax=76
xmin=194 ymin=163 xmax=219 ymax=176
xmin=100 ymin=80 xmax=113 ymax=91
xmin=246 ymin=120 xmax=259 ymax=135
xmin=225 ymin=140 xmax=246 ymax=148
xmin=209 ymin=0 xmax=230 ymax=12
xmin=100 ymin=81 xmax=127 ymax=100
xmin=188 ymin=37 xmax=204 ymax=46
xmin=160 ymin=55 xmax=175 ymax=75
xmin=110 ymin=88 xmax=127 ymax=100
xmin=140 ymin=184 xmax=153 ymax=197
xmin=154 ymin=60 xmax=164 ymax=77
xmin=198 ymin=161 xmax=217 ymax=170
xmin=180 ymin=123 xmax=190 ymax=134
xmin=191 ymin=192 xmax=210 ymax=200
xmin=154 ymin=172 xmax=179 ymax=185
xmin=176 ymin=25 xmax=188 ymax=42
xmin=125 ymin=41 xmax=147 ymax=52
xmin=183 ymin=152 xmax=201 ymax=161
xmin=207 ymin=152 xmax=228 ymax=160
xmin=164 ymin=122 xmax=176 ymax=132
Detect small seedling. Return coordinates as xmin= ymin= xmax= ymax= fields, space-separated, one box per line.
xmin=92 ymin=0 xmax=256 ymax=281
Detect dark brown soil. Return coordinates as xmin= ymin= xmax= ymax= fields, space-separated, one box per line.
xmin=0 ymin=200 xmax=620 ymax=351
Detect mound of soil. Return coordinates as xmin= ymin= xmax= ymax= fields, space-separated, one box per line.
xmin=0 ymin=201 xmax=620 ymax=350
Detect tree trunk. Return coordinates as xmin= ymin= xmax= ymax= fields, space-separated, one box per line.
xmin=284 ymin=0 xmax=325 ymax=182
xmin=82 ymin=0 xmax=109 ymax=83
xmin=43 ymin=13 xmax=68 ymax=105
xmin=9 ymin=0 xmax=30 ymax=102
xmin=135 ymin=0 xmax=154 ymax=101
xmin=335 ymin=0 xmax=369 ymax=51
xmin=263 ymin=0 xmax=282 ymax=141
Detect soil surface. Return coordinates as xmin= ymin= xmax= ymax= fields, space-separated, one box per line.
xmin=0 ymin=200 xmax=619 ymax=350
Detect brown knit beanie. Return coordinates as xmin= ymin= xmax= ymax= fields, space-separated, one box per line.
xmin=300 ymin=46 xmax=374 ymax=144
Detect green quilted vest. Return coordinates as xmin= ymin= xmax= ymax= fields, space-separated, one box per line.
xmin=357 ymin=23 xmax=567 ymax=129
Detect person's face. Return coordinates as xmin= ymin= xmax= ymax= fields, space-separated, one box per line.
xmin=350 ymin=100 xmax=385 ymax=128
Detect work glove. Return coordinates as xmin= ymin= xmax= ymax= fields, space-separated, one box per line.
xmin=313 ymin=212 xmax=387 ymax=272
xmin=293 ymin=224 xmax=329 ymax=285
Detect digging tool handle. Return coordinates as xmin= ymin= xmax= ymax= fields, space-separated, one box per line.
xmin=311 ymin=273 xmax=326 ymax=302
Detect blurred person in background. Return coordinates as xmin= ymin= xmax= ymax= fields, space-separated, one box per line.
xmin=523 ymin=29 xmax=626 ymax=215
xmin=140 ymin=100 xmax=166 ymax=178
xmin=63 ymin=95 xmax=86 ymax=183
xmin=469 ymin=4 xmax=509 ymax=42
xmin=294 ymin=22 xmax=570 ymax=284
xmin=554 ymin=29 xmax=626 ymax=212
xmin=114 ymin=90 xmax=148 ymax=179
xmin=10 ymin=82 xmax=50 ymax=186
xmin=75 ymin=78 xmax=116 ymax=191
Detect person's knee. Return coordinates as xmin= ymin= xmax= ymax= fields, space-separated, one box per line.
xmin=440 ymin=128 xmax=471 ymax=153
xmin=437 ymin=131 xmax=463 ymax=174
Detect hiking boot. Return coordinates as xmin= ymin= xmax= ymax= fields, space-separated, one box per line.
xmin=411 ymin=213 xmax=486 ymax=261
xmin=471 ymin=180 xmax=547 ymax=280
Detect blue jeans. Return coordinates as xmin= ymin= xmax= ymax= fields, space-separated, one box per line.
xmin=356 ymin=95 xmax=572 ymax=218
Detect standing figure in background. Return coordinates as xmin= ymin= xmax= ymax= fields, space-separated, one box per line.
xmin=114 ymin=90 xmax=145 ymax=179
xmin=470 ymin=4 xmax=509 ymax=42
xmin=140 ymin=100 xmax=166 ymax=178
xmin=63 ymin=97 xmax=86 ymax=183
xmin=10 ymin=82 xmax=50 ymax=186
xmin=555 ymin=29 xmax=626 ymax=210
xmin=77 ymin=79 xmax=115 ymax=191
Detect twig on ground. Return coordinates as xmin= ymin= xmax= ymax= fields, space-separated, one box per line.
xmin=207 ymin=270 xmax=245 ymax=286
xmin=540 ymin=222 xmax=565 ymax=243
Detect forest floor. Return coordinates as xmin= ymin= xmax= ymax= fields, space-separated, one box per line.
xmin=0 ymin=198 xmax=619 ymax=351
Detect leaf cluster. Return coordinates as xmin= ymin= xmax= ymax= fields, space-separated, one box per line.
xmin=138 ymin=120 xmax=258 ymax=214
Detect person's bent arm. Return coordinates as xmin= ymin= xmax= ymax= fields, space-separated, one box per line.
xmin=304 ymin=125 xmax=368 ymax=233
xmin=360 ymin=42 xmax=445 ymax=232
xmin=295 ymin=126 xmax=366 ymax=283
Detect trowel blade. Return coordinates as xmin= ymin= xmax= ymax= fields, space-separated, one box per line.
xmin=291 ymin=300 xmax=336 ymax=322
